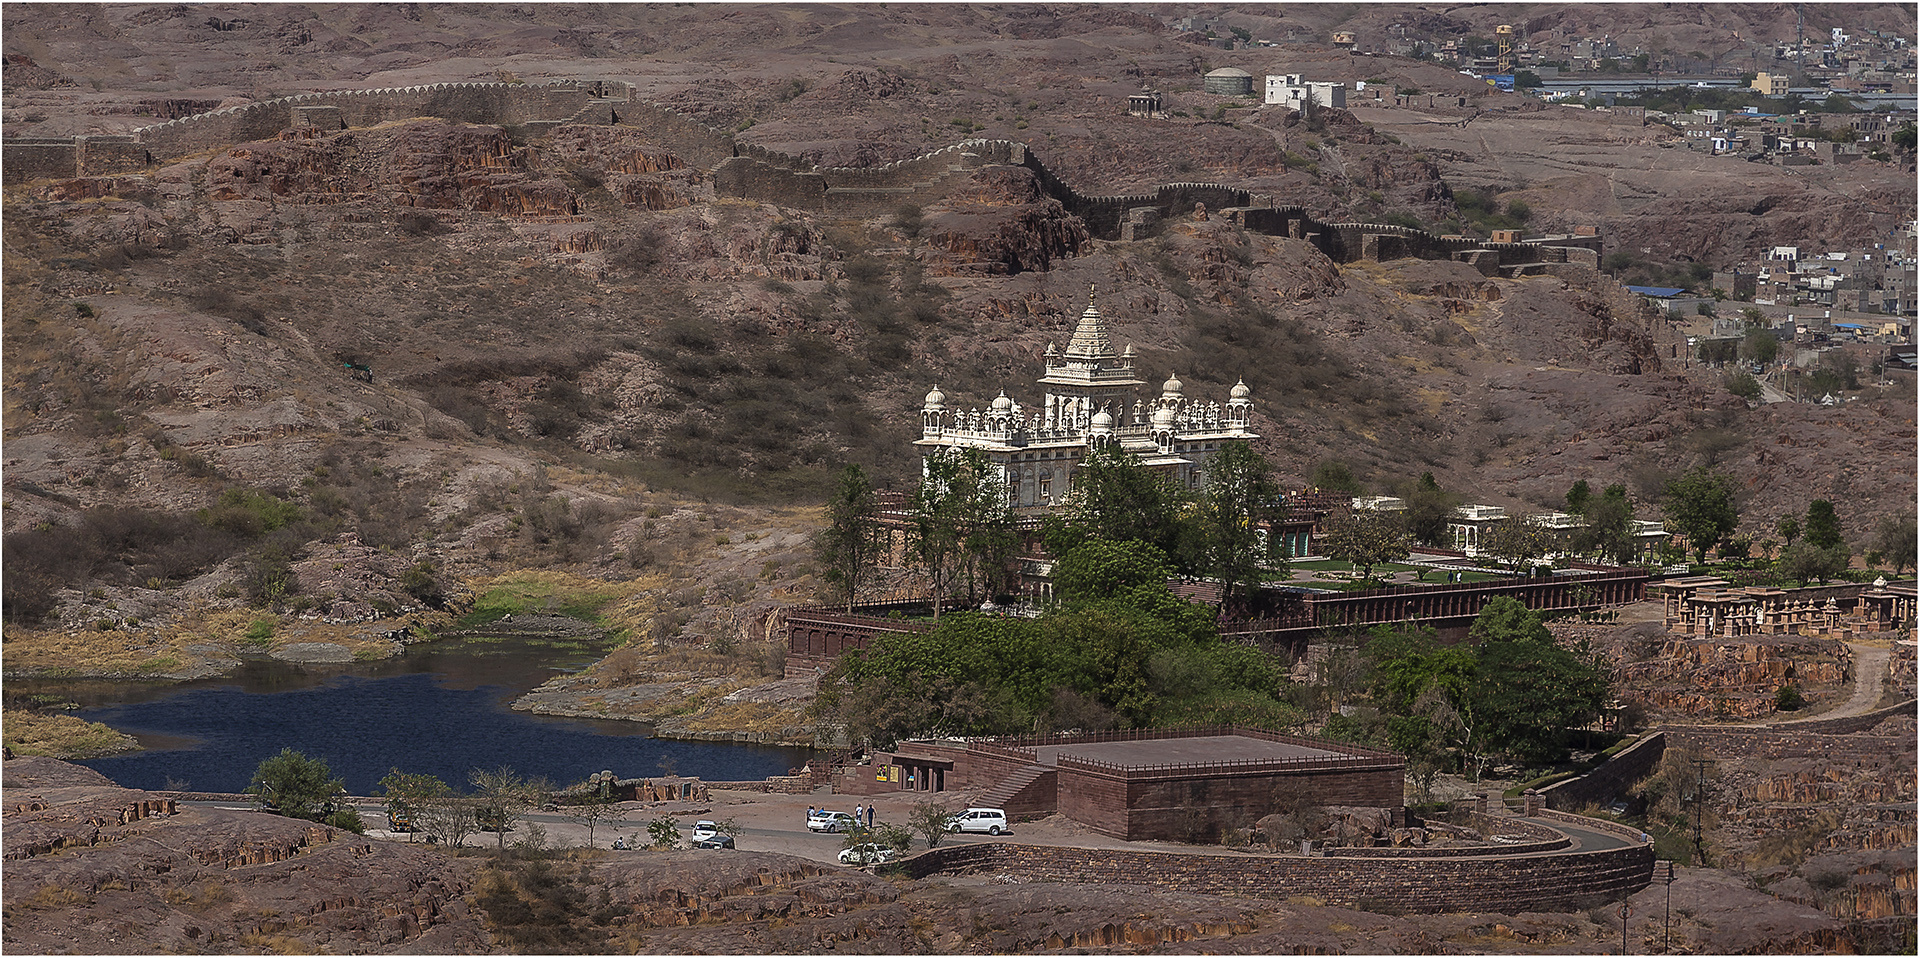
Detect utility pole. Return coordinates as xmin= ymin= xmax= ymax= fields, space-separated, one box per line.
xmin=1655 ymin=860 xmax=1676 ymax=953
xmin=1689 ymin=758 xmax=1712 ymax=866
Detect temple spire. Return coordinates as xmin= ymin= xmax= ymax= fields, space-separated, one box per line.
xmin=1063 ymin=287 xmax=1116 ymax=363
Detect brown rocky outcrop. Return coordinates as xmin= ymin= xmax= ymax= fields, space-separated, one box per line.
xmin=2 ymin=757 xmax=487 ymax=954
xmin=918 ymin=166 xmax=1088 ymax=276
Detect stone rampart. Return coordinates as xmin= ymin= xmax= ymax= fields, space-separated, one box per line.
xmin=898 ymin=838 xmax=1652 ymax=913
xmin=1540 ymin=731 xmax=1669 ymax=812
xmin=3 ymin=140 xmax=80 ymax=180
xmin=4 ymin=80 xmax=616 ymax=184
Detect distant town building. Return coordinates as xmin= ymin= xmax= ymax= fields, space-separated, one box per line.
xmin=1752 ymin=72 xmax=1792 ymax=96
xmin=1264 ymin=74 xmax=1347 ymax=111
xmin=1203 ymin=67 xmax=1255 ymax=96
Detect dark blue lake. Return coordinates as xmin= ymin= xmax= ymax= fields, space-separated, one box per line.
xmin=50 ymin=642 xmax=810 ymax=795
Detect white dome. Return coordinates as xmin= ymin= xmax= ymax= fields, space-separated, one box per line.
xmin=1152 ymin=405 xmax=1177 ymax=429
xmin=923 ymin=385 xmax=946 ymax=408
xmin=1230 ymin=378 xmax=1251 ymax=401
xmin=1090 ymin=409 xmax=1114 ymax=433
xmin=991 ymin=391 xmax=1012 ymax=412
xmin=1161 ymin=373 xmax=1184 ymax=398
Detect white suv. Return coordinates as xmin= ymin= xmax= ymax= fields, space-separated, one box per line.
xmin=945 ymin=807 xmax=1009 ymax=835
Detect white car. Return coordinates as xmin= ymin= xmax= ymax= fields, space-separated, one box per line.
xmin=838 ymin=843 xmax=895 ymax=865
xmin=807 ymin=810 xmax=857 ymax=833
xmin=945 ymin=807 xmax=1009 ymax=835
xmin=690 ymin=820 xmax=720 ymax=841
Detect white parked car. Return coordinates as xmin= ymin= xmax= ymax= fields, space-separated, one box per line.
xmin=690 ymin=820 xmax=720 ymax=841
xmin=808 ymin=810 xmax=857 ymax=833
xmin=838 ymin=843 xmax=896 ymax=865
xmin=945 ymin=807 xmax=1009 ymax=835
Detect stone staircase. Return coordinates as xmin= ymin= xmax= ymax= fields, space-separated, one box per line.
xmin=975 ymin=762 xmax=1057 ymax=818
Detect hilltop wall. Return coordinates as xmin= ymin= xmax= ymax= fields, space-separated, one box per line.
xmin=5 ymin=81 xmax=1603 ymax=271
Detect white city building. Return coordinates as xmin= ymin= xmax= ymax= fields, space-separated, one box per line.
xmin=1265 ymin=74 xmax=1348 ymax=111
xmin=917 ymin=290 xmax=1255 ymax=511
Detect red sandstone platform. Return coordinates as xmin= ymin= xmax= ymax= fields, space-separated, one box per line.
xmin=1031 ymin=734 xmax=1345 ymax=768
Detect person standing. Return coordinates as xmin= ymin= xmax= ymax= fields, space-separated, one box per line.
xmin=854 ymin=804 xmax=864 ymax=828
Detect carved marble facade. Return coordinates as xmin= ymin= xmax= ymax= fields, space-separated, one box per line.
xmin=916 ymin=290 xmax=1255 ymax=511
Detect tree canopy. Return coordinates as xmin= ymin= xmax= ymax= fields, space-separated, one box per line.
xmin=1320 ymin=508 xmax=1410 ymax=581
xmin=1802 ymin=500 xmax=1845 ymax=551
xmin=1663 ymin=468 xmax=1739 ymax=562
xmin=815 ymin=464 xmax=884 ymax=611
xmin=1193 ymin=441 xmax=1287 ymax=607
xmin=910 ymin=448 xmax=1015 ymax=618
xmin=812 ymin=539 xmax=1295 ymax=748
xmin=249 ymin=748 xmax=360 ymax=831
xmin=1043 ymin=444 xmax=1194 ymax=563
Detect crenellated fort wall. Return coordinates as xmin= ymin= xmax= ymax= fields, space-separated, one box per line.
xmin=5 ymin=79 xmax=1600 ymax=269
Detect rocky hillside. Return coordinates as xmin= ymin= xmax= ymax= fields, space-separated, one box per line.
xmin=2 ymin=3 xmax=1914 ymax=666
xmin=2 ymin=754 xmax=1883 ymax=955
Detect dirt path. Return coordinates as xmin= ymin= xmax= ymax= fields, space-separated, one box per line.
xmin=1779 ymin=640 xmax=1890 ymax=722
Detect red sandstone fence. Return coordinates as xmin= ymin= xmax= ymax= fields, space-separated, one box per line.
xmin=977 ymin=723 xmax=1398 ymax=760
xmin=1055 ymin=752 xmax=1401 ymax=779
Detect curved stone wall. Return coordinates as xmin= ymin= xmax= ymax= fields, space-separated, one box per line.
xmin=900 ymin=837 xmax=1653 ymax=913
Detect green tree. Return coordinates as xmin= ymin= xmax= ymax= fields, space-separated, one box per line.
xmin=909 ymin=801 xmax=952 ymax=849
xmin=1194 ymin=441 xmax=1287 ymax=607
xmin=1472 ymin=634 xmax=1609 ymax=763
xmin=1663 ymin=468 xmax=1739 ymax=563
xmin=1802 ymin=500 xmax=1844 ymax=550
xmin=1319 ymin=509 xmax=1410 ymax=582
xmin=815 ymin=464 xmax=884 ymax=612
xmin=1741 ymin=327 xmax=1779 ymax=364
xmin=1574 ymin=484 xmax=1639 ymax=565
xmin=646 ymin=815 xmax=681 ymax=849
xmin=909 ymin=448 xmax=1014 ymax=619
xmin=1467 ymin=598 xmax=1609 ymax=763
xmin=377 ymin=768 xmax=473 ymax=847
xmin=1869 ymin=513 xmax=1917 ymax=575
xmin=1480 ymin=515 xmax=1556 ymax=571
xmin=1053 ymin=539 xmax=1175 ymax=604
xmin=1723 ymin=368 xmax=1762 ymax=401
xmin=1564 ymin=480 xmax=1593 ymax=517
xmin=1311 ymin=460 xmax=1362 ymax=495
xmin=1776 ymin=515 xmax=1801 ymax=549
xmin=1044 ymin=444 xmax=1195 ymax=563
xmin=1401 ymin=472 xmax=1458 ymax=547
xmin=249 ymin=748 xmax=347 ymax=824
xmin=1777 ymin=543 xmax=1849 ymax=585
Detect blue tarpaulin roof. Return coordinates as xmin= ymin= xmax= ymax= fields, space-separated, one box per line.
xmin=1833 ymin=323 xmax=1869 ymax=329
xmin=1626 ymin=285 xmax=1687 ymax=297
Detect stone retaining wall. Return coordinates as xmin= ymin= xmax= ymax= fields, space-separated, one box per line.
xmin=899 ymin=838 xmax=1652 ymax=913
xmin=1540 ymin=731 xmax=1669 ymax=812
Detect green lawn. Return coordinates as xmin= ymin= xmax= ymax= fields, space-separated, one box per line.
xmin=1287 ymin=559 xmax=1509 ymax=584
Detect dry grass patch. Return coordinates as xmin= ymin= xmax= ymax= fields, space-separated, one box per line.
xmin=1 ymin=711 xmax=140 ymax=758
xmin=0 ymin=626 xmax=196 ymax=676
